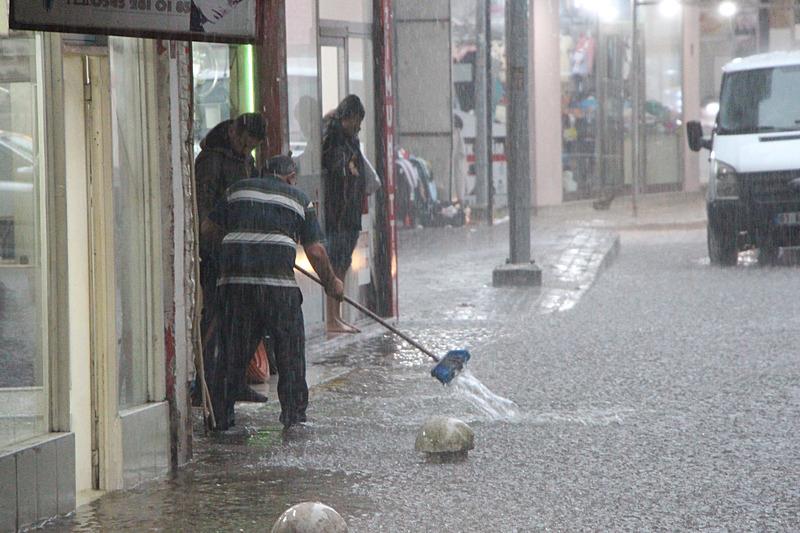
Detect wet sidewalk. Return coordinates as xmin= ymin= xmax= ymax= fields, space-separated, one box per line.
xmin=38 ymin=190 xmax=707 ymax=532
xmin=299 ymin=189 xmax=705 ymax=386
xmin=274 ymin=195 xmax=627 ymax=393
xmin=238 ymin=191 xmax=707 ymax=405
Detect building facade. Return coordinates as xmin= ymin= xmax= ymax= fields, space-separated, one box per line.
xmin=443 ymin=0 xmax=800 ymax=212
xmin=0 ymin=29 xmax=187 ymax=530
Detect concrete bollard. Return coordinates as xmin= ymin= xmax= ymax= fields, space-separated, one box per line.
xmin=415 ymin=416 xmax=474 ymax=463
xmin=270 ymin=502 xmax=348 ymax=533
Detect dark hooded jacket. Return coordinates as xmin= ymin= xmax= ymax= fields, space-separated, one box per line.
xmin=321 ymin=114 xmax=366 ymax=232
xmin=195 ymin=119 xmax=257 ymax=229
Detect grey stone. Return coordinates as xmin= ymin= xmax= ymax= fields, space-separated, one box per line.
xmin=415 ymin=416 xmax=474 ymax=463
xmin=0 ymin=452 xmax=17 ymax=532
xmin=121 ymin=411 xmax=143 ymax=489
xmin=271 ymin=502 xmax=348 ymax=533
xmin=492 ymin=262 xmax=542 ymax=287
xmin=155 ymin=407 xmax=170 ymax=476
xmin=36 ymin=439 xmax=58 ymax=521
xmin=16 ymin=447 xmax=37 ymax=528
xmin=56 ymin=433 xmax=75 ymax=516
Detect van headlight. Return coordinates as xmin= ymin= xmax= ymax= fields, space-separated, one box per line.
xmin=712 ymin=160 xmax=738 ymax=198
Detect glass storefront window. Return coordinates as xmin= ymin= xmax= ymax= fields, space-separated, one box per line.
xmin=348 ymin=37 xmax=375 ymax=164
xmin=109 ymin=37 xmax=154 ymax=409
xmin=193 ymin=42 xmax=232 ymax=158
xmin=318 ymin=0 xmax=371 ymax=24
xmin=320 ymin=44 xmax=344 ymax=130
xmin=560 ymin=1 xmax=641 ymax=198
xmin=287 ymin=0 xmax=327 ymax=328
xmin=0 ymin=32 xmax=48 ymax=448
xmin=287 ymin=0 xmax=321 ymax=182
xmin=641 ymin=4 xmax=682 ymax=189
xmin=559 ymin=4 xmax=601 ymax=199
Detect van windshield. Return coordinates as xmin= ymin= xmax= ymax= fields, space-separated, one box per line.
xmin=718 ymin=65 xmax=800 ymax=134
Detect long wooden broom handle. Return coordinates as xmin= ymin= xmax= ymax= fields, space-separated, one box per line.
xmin=294 ymin=264 xmax=440 ymax=362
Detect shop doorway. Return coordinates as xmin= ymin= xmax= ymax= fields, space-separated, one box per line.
xmin=63 ymin=51 xmax=113 ymax=495
xmin=318 ymin=26 xmax=376 ymax=322
xmin=63 ymin=38 xmax=167 ymax=496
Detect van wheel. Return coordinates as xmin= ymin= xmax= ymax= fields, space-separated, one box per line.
xmin=707 ymin=223 xmax=737 ymax=266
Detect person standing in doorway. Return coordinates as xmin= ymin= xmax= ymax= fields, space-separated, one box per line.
xmin=452 ymin=114 xmax=468 ymax=205
xmin=322 ymin=95 xmax=366 ymax=334
xmin=195 ymin=112 xmax=267 ymax=403
xmin=203 ymin=155 xmax=344 ymax=430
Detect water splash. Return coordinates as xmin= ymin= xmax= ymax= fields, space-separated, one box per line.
xmin=450 ymin=369 xmax=521 ymax=421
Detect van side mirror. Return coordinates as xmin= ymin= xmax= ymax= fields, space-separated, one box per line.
xmin=687 ymin=120 xmax=711 ymax=151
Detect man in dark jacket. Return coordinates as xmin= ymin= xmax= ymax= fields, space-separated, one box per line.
xmin=322 ymin=95 xmax=366 ymax=334
xmin=196 ymin=113 xmax=267 ymax=403
xmin=203 ymin=155 xmax=344 ymax=430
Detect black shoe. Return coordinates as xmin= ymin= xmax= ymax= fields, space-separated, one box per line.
xmin=280 ymin=412 xmax=295 ymax=429
xmin=280 ymin=412 xmax=307 ymax=429
xmin=209 ymin=418 xmax=233 ymax=431
xmin=236 ymin=386 xmax=268 ymax=403
xmin=208 ymin=411 xmax=235 ymax=431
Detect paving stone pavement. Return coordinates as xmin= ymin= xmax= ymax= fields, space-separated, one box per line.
xmin=261 ymin=190 xmax=704 ymax=395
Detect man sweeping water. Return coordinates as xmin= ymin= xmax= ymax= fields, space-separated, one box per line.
xmin=202 ymin=155 xmax=344 ymax=430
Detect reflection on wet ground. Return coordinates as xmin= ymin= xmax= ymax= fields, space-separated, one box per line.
xmin=38 ymin=227 xmax=800 ymax=531
xmin=40 ymin=319 xmax=560 ymax=532
xmin=35 ymin=225 xmax=630 ymax=532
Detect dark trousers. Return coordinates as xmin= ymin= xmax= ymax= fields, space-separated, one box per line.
xmin=211 ymin=284 xmax=307 ymax=429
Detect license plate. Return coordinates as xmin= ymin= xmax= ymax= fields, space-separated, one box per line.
xmin=774 ymin=212 xmax=800 ymax=225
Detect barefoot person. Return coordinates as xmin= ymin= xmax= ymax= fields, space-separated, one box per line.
xmin=322 ymin=95 xmax=367 ymax=333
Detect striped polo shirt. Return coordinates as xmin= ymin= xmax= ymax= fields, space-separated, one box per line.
xmin=210 ymin=176 xmax=324 ymax=288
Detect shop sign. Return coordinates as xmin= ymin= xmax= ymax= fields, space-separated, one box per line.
xmin=10 ymin=0 xmax=258 ymax=44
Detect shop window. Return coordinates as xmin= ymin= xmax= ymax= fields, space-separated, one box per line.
xmin=319 ymin=0 xmax=371 ymax=24
xmin=109 ymin=37 xmax=157 ymax=409
xmin=560 ymin=1 xmax=632 ymax=199
xmin=0 ymin=32 xmax=48 ymax=448
xmin=560 ymin=11 xmax=600 ymax=199
xmin=641 ymin=4 xmax=682 ymax=189
xmin=348 ymin=37 xmax=375 ymax=164
xmin=193 ymin=42 xmax=233 ymax=158
xmin=287 ymin=0 xmax=321 ymax=181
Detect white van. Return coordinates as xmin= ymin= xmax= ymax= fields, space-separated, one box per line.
xmin=687 ymin=50 xmax=800 ymax=266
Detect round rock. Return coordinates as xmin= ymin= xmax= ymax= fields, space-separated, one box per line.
xmin=271 ymin=502 xmax=348 ymax=533
xmin=415 ymin=416 xmax=474 ymax=463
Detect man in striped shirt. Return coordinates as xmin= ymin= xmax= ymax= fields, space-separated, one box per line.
xmin=203 ymin=155 xmax=344 ymax=430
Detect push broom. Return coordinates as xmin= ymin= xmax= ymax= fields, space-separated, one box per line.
xmin=294 ymin=264 xmax=470 ymax=385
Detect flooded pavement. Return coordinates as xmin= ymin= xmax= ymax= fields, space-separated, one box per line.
xmin=38 ymin=219 xmax=800 ymax=531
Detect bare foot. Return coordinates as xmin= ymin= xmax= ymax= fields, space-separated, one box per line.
xmin=326 ymin=318 xmax=360 ymax=334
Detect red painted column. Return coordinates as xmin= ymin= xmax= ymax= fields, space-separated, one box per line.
xmin=256 ymin=0 xmax=289 ymax=163
xmin=374 ymin=0 xmax=398 ymax=317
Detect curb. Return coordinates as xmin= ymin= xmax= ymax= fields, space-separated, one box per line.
xmin=598 ymin=233 xmax=621 ymax=274
xmin=607 ymin=220 xmax=706 ymax=232
xmin=305 ymin=228 xmax=623 ymax=390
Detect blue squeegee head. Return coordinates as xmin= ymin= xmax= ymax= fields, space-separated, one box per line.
xmin=430 ymin=349 xmax=471 ymax=385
